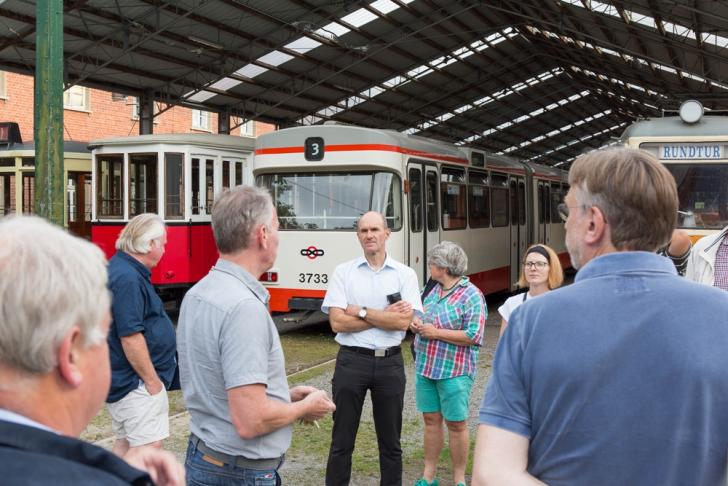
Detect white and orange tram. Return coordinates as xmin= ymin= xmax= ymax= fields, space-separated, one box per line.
xmin=253 ymin=124 xmax=569 ymax=326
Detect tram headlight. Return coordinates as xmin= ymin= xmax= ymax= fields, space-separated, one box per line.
xmin=679 ymin=100 xmax=704 ymax=124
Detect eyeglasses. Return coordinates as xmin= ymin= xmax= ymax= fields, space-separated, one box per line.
xmin=557 ymin=203 xmax=587 ymax=222
xmin=523 ymin=261 xmax=549 ymax=269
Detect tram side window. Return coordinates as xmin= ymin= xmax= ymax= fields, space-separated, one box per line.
xmin=129 ymin=154 xmax=158 ymax=216
xmin=409 ymin=168 xmax=423 ymax=233
xmin=0 ymin=173 xmax=15 ymax=215
xmin=191 ymin=158 xmax=200 ymax=215
xmin=205 ymin=159 xmax=214 ymax=215
xmin=491 ymin=173 xmax=509 ymax=227
xmin=164 ymin=153 xmax=184 ymax=220
xmin=426 ymin=171 xmax=438 ymax=232
xmin=235 ymin=162 xmax=243 ymax=187
xmin=440 ymin=167 xmax=466 ymax=230
xmin=97 ymin=154 xmax=123 ymax=218
xmin=550 ymin=183 xmax=563 ymax=222
xmin=468 ymin=170 xmax=489 ymax=228
xmin=538 ymin=185 xmax=545 ymax=224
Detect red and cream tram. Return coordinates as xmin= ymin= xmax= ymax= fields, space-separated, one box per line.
xmin=253 ymin=124 xmax=569 ymax=326
xmin=91 ymin=133 xmax=255 ymax=301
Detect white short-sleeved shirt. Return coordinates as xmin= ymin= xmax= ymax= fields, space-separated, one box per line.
xmin=498 ymin=291 xmax=535 ymax=322
xmin=322 ymin=254 xmax=423 ymax=349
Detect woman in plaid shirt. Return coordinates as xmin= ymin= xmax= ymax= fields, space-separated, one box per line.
xmin=410 ymin=241 xmax=487 ymax=486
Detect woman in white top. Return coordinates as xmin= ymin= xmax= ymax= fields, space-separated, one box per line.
xmin=498 ymin=244 xmax=564 ymax=338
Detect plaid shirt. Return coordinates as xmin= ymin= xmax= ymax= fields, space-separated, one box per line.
xmin=414 ymin=277 xmax=486 ymax=380
xmin=714 ymin=235 xmax=728 ymax=291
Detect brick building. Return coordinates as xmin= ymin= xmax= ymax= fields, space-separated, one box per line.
xmin=0 ymin=71 xmax=275 ymax=142
xmin=0 ymin=70 xmax=275 ymax=238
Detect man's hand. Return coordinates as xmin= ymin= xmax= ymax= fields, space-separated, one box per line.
xmin=290 ymin=385 xmax=318 ymax=402
xmin=144 ymin=377 xmax=164 ymax=395
xmin=124 ymin=446 xmax=185 ymax=486
xmin=385 ymin=301 xmax=412 ymax=314
xmin=300 ymin=389 xmax=336 ymax=422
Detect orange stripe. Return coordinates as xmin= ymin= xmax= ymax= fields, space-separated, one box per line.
xmin=255 ymin=143 xmax=469 ymax=165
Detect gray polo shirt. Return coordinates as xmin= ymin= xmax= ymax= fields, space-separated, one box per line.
xmin=177 ymin=258 xmax=291 ymax=459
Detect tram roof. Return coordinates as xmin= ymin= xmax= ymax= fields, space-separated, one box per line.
xmin=0 ymin=141 xmax=90 ymax=154
xmin=2 ymin=1 xmax=727 ymax=168
xmin=619 ymin=116 xmax=728 ymax=140
xmin=88 ymin=133 xmax=255 ymax=151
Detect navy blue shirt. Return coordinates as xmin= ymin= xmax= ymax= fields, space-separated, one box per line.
xmin=481 ymin=252 xmax=728 ymax=485
xmin=107 ymin=251 xmax=176 ymax=403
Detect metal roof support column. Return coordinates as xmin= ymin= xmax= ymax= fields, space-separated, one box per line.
xmin=218 ymin=110 xmax=230 ymax=134
xmin=34 ymin=0 xmax=64 ymax=225
xmin=138 ymin=93 xmax=155 ymax=134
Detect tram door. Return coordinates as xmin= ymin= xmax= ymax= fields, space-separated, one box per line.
xmin=67 ymin=171 xmax=92 ymax=239
xmin=509 ymin=177 xmax=527 ymax=288
xmin=406 ymin=162 xmax=439 ymax=286
xmin=537 ymin=181 xmax=550 ymax=244
xmin=190 ymin=155 xmax=220 ymax=275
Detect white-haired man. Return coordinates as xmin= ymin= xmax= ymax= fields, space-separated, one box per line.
xmin=178 ymin=185 xmax=335 ymax=485
xmin=0 ymin=215 xmax=183 ymax=485
xmin=106 ymin=213 xmax=177 ymax=455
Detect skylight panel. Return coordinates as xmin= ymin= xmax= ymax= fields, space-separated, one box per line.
xmin=235 ymin=64 xmax=268 ymax=79
xmin=257 ymin=50 xmax=294 ymax=67
xmin=316 ymin=21 xmax=350 ymax=38
xmin=371 ymin=0 xmax=399 ymax=15
xmin=284 ymin=36 xmax=322 ymax=54
xmin=187 ymin=90 xmax=216 ymax=103
xmin=210 ymin=77 xmax=240 ymax=91
xmin=341 ymin=8 xmax=378 ymax=28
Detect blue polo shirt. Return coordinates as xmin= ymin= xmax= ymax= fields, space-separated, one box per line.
xmin=106 ymin=251 xmax=176 ymax=403
xmin=481 ymin=251 xmax=728 ymax=485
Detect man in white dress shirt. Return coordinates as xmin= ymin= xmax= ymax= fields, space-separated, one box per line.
xmin=322 ymin=211 xmax=423 ymax=486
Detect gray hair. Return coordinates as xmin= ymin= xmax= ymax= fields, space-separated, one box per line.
xmin=0 ymin=216 xmax=109 ymax=374
xmin=427 ymin=241 xmax=468 ymax=277
xmin=115 ymin=213 xmax=166 ymax=254
xmin=212 ymin=185 xmax=274 ymax=254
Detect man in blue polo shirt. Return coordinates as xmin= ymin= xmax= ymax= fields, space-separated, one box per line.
xmin=473 ymin=147 xmax=728 ymax=485
xmin=107 ymin=213 xmax=177 ymax=456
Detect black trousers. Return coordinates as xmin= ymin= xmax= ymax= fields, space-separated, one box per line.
xmin=325 ymin=346 xmax=406 ymax=486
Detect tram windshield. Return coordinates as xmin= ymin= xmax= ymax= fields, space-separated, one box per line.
xmin=257 ymin=171 xmax=402 ymax=230
xmin=665 ymin=163 xmax=728 ymax=230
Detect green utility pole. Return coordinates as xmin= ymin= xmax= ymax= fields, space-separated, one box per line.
xmin=34 ymin=0 xmax=64 ymax=225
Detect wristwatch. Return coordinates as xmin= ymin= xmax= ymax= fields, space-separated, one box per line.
xmin=358 ymin=306 xmax=368 ymax=319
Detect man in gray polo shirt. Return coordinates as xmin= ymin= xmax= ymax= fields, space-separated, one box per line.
xmin=177 ymin=186 xmax=335 ymax=485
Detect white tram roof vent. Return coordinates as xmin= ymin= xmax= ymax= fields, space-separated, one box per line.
xmin=679 ymin=100 xmax=704 ymax=124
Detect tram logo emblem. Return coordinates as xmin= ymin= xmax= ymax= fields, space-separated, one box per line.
xmin=301 ymin=246 xmax=325 ymax=260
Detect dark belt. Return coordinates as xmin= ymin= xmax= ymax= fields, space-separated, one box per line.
xmin=341 ymin=345 xmax=401 ymax=358
xmin=189 ymin=433 xmax=284 ymax=470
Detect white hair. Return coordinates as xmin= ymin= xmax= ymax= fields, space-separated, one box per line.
xmin=115 ymin=213 xmax=166 ymax=254
xmin=427 ymin=241 xmax=468 ymax=277
xmin=0 ymin=216 xmax=109 ymax=374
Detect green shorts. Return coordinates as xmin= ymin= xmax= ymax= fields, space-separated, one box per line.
xmin=415 ymin=373 xmax=474 ymax=422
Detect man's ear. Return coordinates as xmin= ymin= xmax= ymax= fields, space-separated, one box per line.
xmin=258 ymin=224 xmax=269 ymax=250
xmin=57 ymin=327 xmax=83 ymax=388
xmin=584 ymin=205 xmax=608 ymax=245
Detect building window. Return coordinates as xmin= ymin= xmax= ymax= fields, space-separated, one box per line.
xmin=0 ymin=71 xmax=6 ymax=99
xmin=192 ymin=109 xmax=211 ymax=131
xmin=63 ymin=85 xmax=90 ymax=111
xmin=240 ymin=120 xmax=255 ymax=136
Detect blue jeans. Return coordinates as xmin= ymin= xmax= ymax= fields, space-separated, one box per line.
xmin=185 ymin=439 xmax=283 ymax=486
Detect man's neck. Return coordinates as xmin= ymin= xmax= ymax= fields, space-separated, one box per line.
xmin=364 ymin=251 xmax=387 ymax=271
xmin=220 ymin=251 xmax=268 ymax=278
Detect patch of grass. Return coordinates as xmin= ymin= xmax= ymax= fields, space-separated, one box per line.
xmin=280 ymin=323 xmax=339 ymax=374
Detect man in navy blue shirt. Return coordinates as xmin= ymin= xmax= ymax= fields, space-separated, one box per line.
xmin=107 ymin=213 xmax=177 ymax=456
xmin=473 ymin=147 xmax=728 ymax=486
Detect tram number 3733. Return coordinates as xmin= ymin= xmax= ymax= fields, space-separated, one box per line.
xmin=298 ymin=273 xmax=329 ymax=284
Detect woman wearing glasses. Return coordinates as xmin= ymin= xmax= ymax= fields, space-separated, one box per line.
xmin=498 ymin=244 xmax=564 ymax=338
